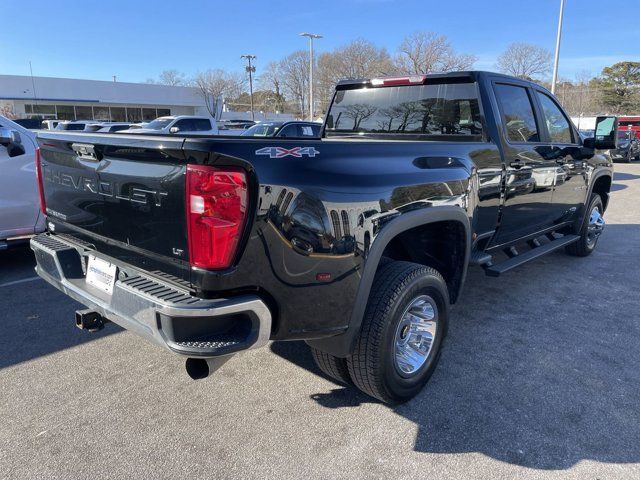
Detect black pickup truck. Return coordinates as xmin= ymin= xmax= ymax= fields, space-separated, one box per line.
xmin=31 ymin=72 xmax=616 ymax=404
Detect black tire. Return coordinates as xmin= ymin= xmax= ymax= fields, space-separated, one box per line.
xmin=310 ymin=347 xmax=352 ymax=385
xmin=566 ymin=194 xmax=604 ymax=257
xmin=346 ymin=261 xmax=449 ymax=404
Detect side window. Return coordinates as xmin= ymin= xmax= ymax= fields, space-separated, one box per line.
xmin=494 ymin=84 xmax=539 ymax=143
xmin=278 ymin=125 xmax=298 ymax=137
xmin=174 ymin=119 xmax=194 ymax=131
xmin=535 ymin=92 xmax=573 ymax=144
xmin=193 ymin=119 xmax=212 ymax=131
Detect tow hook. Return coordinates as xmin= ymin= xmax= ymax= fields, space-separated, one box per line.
xmin=75 ymin=309 xmax=109 ymax=332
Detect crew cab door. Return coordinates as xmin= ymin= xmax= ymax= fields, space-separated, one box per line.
xmin=490 ymin=81 xmax=557 ymax=246
xmin=0 ymin=127 xmax=40 ymax=238
xmin=531 ymin=89 xmax=588 ymax=223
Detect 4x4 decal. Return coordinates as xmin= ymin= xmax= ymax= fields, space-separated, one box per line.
xmin=255 ymin=146 xmax=319 ymax=158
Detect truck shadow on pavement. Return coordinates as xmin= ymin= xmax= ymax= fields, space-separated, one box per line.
xmin=0 ymin=246 xmax=122 ymax=370
xmin=611 ymin=171 xmax=640 ymax=191
xmin=271 ymin=223 xmax=640 ymax=470
xmin=612 ymin=171 xmax=640 ymax=181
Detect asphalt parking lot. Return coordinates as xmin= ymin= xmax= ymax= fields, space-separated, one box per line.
xmin=1 ymin=164 xmax=639 ymax=480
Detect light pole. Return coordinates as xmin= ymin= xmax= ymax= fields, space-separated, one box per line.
xmin=551 ymin=0 xmax=565 ymax=94
xmin=241 ymin=54 xmax=256 ymax=121
xmin=300 ymin=33 xmax=322 ymax=121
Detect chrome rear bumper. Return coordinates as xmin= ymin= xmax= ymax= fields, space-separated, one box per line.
xmin=30 ymin=233 xmax=272 ymax=358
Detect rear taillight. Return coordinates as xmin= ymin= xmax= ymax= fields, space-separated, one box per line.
xmin=186 ymin=164 xmax=248 ymax=269
xmin=35 ymin=148 xmax=47 ymax=214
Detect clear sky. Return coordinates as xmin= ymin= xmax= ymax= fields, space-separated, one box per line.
xmin=1 ymin=0 xmax=638 ymax=83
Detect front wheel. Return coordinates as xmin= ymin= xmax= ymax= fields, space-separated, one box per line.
xmin=347 ymin=261 xmax=449 ymax=404
xmin=566 ymin=194 xmax=604 ymax=257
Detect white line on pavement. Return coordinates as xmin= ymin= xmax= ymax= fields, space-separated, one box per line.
xmin=0 ymin=276 xmax=42 ymax=288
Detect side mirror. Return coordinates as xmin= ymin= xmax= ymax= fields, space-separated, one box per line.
xmin=584 ymin=116 xmax=618 ymax=150
xmin=169 ymin=126 xmax=179 ymax=134
xmin=0 ymin=127 xmax=21 ymax=146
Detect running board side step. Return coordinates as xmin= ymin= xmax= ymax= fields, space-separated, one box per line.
xmin=484 ymin=234 xmax=579 ymax=277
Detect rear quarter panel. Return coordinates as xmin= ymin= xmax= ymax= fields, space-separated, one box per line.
xmin=183 ymin=137 xmax=501 ymax=339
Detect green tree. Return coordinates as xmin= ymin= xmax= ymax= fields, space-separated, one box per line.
xmin=592 ymin=61 xmax=640 ymax=114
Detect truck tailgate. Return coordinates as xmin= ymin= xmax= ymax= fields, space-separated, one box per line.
xmin=38 ymin=132 xmax=190 ymax=280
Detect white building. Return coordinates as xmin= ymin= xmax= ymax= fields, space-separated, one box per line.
xmin=0 ymin=74 xmax=297 ymax=124
xmin=0 ymin=74 xmax=209 ymax=122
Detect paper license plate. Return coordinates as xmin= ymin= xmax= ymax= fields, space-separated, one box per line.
xmin=86 ymin=255 xmax=117 ymax=295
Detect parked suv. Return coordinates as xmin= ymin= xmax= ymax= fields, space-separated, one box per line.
xmin=242 ymin=121 xmax=322 ymax=138
xmin=120 ymin=116 xmax=219 ymax=135
xmin=610 ymin=129 xmax=640 ymax=162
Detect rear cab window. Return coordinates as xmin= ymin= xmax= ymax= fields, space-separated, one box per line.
xmin=325 ymin=80 xmax=484 ymax=141
xmin=493 ymin=84 xmax=540 ymax=143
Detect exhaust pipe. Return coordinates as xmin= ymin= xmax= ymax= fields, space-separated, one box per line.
xmin=185 ymin=355 xmax=233 ymax=380
xmin=75 ymin=309 xmax=109 ymax=332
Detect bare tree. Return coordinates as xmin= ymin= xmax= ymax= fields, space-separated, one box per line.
xmin=158 ymin=69 xmax=187 ymax=86
xmin=316 ymin=39 xmax=395 ymax=113
xmin=193 ymin=69 xmax=246 ymax=118
xmin=278 ymin=50 xmax=310 ymax=118
xmin=496 ymin=43 xmax=552 ymax=80
xmin=318 ymin=38 xmax=394 ymax=81
xmin=395 ymin=31 xmax=476 ymax=74
xmin=145 ymin=69 xmax=187 ymax=86
xmin=258 ymin=61 xmax=286 ymax=112
xmin=342 ymin=103 xmax=378 ymax=130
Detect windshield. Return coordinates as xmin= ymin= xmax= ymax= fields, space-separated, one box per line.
xmin=618 ymin=131 xmax=634 ymax=140
xmin=144 ymin=118 xmax=174 ymax=130
xmin=325 ymin=81 xmax=483 ymax=140
xmin=242 ymin=123 xmax=281 ymax=136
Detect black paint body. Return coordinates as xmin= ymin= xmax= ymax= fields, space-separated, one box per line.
xmin=36 ymin=72 xmax=613 ymax=355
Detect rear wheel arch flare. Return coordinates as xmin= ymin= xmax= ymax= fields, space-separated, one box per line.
xmin=307 ymin=206 xmax=470 ymax=358
xmin=379 ymin=220 xmax=468 ymax=304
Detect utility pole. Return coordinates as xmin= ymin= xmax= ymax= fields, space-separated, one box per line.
xmin=300 ymin=33 xmax=322 ymax=121
xmin=241 ymin=54 xmax=256 ymax=121
xmin=28 ymin=61 xmax=38 ymax=105
xmin=551 ymin=0 xmax=565 ymax=94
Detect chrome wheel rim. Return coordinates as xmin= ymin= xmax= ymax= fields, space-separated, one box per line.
xmin=393 ymin=295 xmax=438 ymax=377
xmin=587 ymin=205 xmax=605 ymax=248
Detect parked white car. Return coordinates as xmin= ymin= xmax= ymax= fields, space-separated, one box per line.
xmin=41 ymin=119 xmax=63 ymax=130
xmin=0 ymin=115 xmax=45 ymax=248
xmin=119 ymin=116 xmax=219 ymax=135
xmin=83 ymin=122 xmax=132 ymax=133
xmin=55 ymin=120 xmax=93 ymax=131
